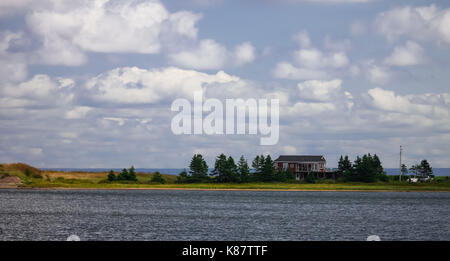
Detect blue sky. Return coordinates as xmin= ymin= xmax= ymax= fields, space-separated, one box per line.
xmin=1 ymin=0 xmax=450 ymax=169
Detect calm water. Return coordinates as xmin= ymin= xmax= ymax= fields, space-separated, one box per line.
xmin=0 ymin=189 xmax=449 ymax=241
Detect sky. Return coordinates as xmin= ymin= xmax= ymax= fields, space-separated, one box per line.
xmin=1 ymin=0 xmax=450 ymax=169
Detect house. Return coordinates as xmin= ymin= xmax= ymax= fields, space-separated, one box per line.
xmin=274 ymin=155 xmax=327 ymax=180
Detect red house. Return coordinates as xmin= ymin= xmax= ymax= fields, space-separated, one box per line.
xmin=274 ymin=155 xmax=326 ymax=180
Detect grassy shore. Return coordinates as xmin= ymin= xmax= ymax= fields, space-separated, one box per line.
xmin=1 ymin=163 xmax=450 ymax=192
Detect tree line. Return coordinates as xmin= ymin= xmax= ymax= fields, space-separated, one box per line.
xmin=176 ymin=154 xmax=295 ymax=183
xmin=107 ymin=166 xmax=166 ymax=184
xmin=338 ymin=154 xmax=434 ymax=182
xmin=338 ymin=154 xmax=387 ymax=182
xmin=105 ymin=154 xmax=434 ymax=184
xmin=401 ymin=159 xmax=433 ymax=179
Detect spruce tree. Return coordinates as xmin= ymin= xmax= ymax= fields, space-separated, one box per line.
xmin=118 ymin=168 xmax=128 ymax=181
xmin=211 ymin=154 xmax=228 ymax=182
xmin=189 ymin=154 xmax=209 ymax=181
xmin=107 ymin=170 xmax=116 ymax=181
xmin=419 ymin=159 xmax=433 ymax=177
xmin=238 ymin=155 xmax=251 ymax=183
xmin=225 ymin=156 xmax=239 ymax=183
xmin=151 ymin=171 xmax=166 ymax=184
xmin=128 ymin=166 xmax=137 ymax=181
xmin=176 ymin=169 xmax=188 ymax=183
xmin=261 ymin=155 xmax=275 ymax=182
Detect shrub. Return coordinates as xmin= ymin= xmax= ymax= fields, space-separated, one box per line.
xmin=107 ymin=170 xmax=116 ymax=182
xmin=32 ymin=174 xmax=43 ymax=179
xmin=377 ymin=172 xmax=389 ymax=182
xmin=151 ymin=171 xmax=166 ymax=184
xmin=176 ymin=169 xmax=188 ymax=184
xmin=24 ymin=168 xmax=32 ymax=177
xmin=117 ymin=167 xmax=138 ymax=182
xmin=305 ymin=172 xmax=316 ymax=184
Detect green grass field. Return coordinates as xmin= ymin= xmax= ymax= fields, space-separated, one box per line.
xmin=1 ymin=163 xmax=450 ymax=191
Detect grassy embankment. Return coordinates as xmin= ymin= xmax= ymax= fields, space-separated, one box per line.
xmin=1 ymin=163 xmax=450 ymax=191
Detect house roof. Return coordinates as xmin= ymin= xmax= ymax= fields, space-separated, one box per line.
xmin=274 ymin=155 xmax=326 ymax=162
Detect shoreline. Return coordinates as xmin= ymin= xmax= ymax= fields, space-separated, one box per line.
xmin=3 ymin=186 xmax=450 ymax=192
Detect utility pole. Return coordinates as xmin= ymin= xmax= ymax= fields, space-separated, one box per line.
xmin=399 ymin=145 xmax=403 ymax=182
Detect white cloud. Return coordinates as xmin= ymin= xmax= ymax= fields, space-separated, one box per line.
xmin=103 ymin=117 xmax=126 ymax=126
xmin=367 ymin=65 xmax=390 ymax=85
xmin=233 ymin=42 xmax=256 ymax=66
xmin=283 ymin=145 xmax=297 ymax=154
xmin=273 ymin=31 xmax=350 ymax=80
xmin=4 ymin=0 xmax=254 ymax=70
xmin=168 ymin=39 xmax=227 ymax=70
xmin=65 ymin=106 xmax=92 ymax=119
xmin=168 ymin=39 xmax=256 ymax=70
xmin=384 ymin=41 xmax=426 ymax=66
xmin=297 ymin=79 xmax=342 ymax=102
xmin=375 ymin=5 xmax=450 ymax=45
xmin=272 ymin=62 xmax=327 ymax=80
xmin=367 ymin=88 xmax=449 ymax=117
xmin=1 ymin=65 xmax=450 ymax=168
xmin=25 ymin=0 xmax=201 ymax=65
xmin=293 ymin=30 xmax=312 ymax=48
xmin=0 ymin=31 xmax=28 ymax=82
xmin=1 ymin=74 xmax=74 ymax=105
xmin=85 ymin=66 xmax=240 ymax=104
xmin=286 ymin=102 xmax=337 ymax=115
xmin=294 ymin=48 xmax=349 ymax=69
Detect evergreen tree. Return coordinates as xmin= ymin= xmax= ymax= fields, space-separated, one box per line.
xmin=189 ymin=154 xmax=209 ymax=181
xmin=128 ymin=166 xmax=137 ymax=181
xmin=151 ymin=171 xmax=166 ymax=184
xmin=225 ymin=156 xmax=239 ymax=182
xmin=410 ymin=164 xmax=419 ymax=177
xmin=260 ymin=155 xmax=275 ymax=182
xmin=344 ymin=156 xmax=352 ymax=172
xmin=338 ymin=155 xmax=344 ymax=172
xmin=258 ymin=155 xmax=266 ymax=171
xmin=372 ymin=154 xmax=387 ymax=181
xmin=338 ymin=155 xmax=352 ymax=174
xmin=252 ymin=155 xmax=260 ymax=171
xmin=176 ymin=169 xmax=188 ymax=183
xmin=118 ymin=168 xmax=128 ymax=181
xmin=252 ymin=155 xmax=265 ymax=181
xmin=351 ymin=154 xmax=379 ymax=182
xmin=107 ymin=170 xmax=116 ymax=181
xmin=372 ymin=154 xmax=384 ymax=175
xmin=237 ymin=155 xmax=251 ymax=183
xmin=211 ymin=154 xmax=228 ymax=182
xmin=419 ymin=159 xmax=433 ymax=177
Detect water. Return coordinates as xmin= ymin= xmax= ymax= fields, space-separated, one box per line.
xmin=0 ymin=189 xmax=449 ymax=241
xmin=40 ymin=168 xmax=450 ymax=176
